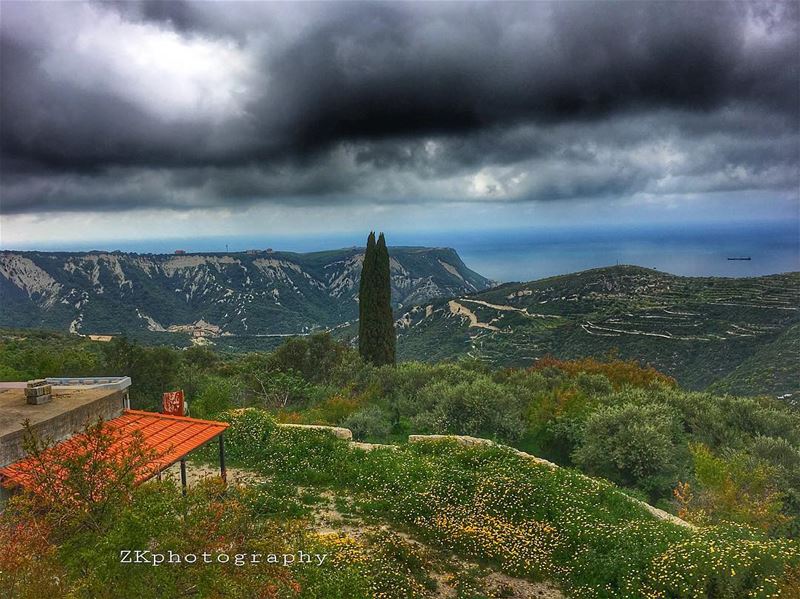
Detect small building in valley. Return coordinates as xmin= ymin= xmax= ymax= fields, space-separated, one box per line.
xmin=87 ymin=334 xmax=114 ymax=342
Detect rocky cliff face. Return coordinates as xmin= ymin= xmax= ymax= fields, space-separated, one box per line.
xmin=0 ymin=247 xmax=491 ymax=336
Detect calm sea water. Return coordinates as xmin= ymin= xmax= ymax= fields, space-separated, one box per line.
xmin=438 ymin=223 xmax=800 ymax=282
xmin=9 ymin=222 xmax=798 ymax=283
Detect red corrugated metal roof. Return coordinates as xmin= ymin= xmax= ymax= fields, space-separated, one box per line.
xmin=0 ymin=409 xmax=228 ymax=489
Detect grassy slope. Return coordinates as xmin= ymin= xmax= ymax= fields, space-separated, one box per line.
xmin=213 ymin=410 xmax=800 ymax=598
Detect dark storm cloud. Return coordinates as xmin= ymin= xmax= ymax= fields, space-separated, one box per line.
xmin=0 ymin=0 xmax=797 ymax=214
xmin=265 ymin=2 xmax=793 ymax=147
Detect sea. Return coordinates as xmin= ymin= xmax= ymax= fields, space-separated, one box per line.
xmin=438 ymin=222 xmax=800 ymax=282
xmin=9 ymin=221 xmax=798 ymax=284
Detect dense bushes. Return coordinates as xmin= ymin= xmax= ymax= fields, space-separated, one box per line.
xmin=410 ymin=378 xmax=527 ymax=441
xmin=572 ymin=402 xmax=687 ymax=500
xmin=530 ymin=355 xmax=677 ymax=390
xmin=0 ymin=331 xmax=104 ymax=381
xmin=3 ymin=330 xmax=799 ymax=538
xmin=188 ymin=375 xmax=242 ymax=419
xmin=675 ymin=444 xmax=790 ymax=535
xmin=102 ymin=337 xmax=182 ymax=411
xmin=342 ymin=406 xmax=392 ymax=441
xmin=264 ymin=333 xmax=356 ymax=385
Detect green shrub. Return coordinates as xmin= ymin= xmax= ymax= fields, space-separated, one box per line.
xmin=190 ymin=375 xmax=241 ymax=418
xmin=266 ymin=333 xmax=354 ymax=384
xmin=572 ymin=402 xmax=687 ymax=499
xmin=677 ymin=444 xmax=789 ymax=534
xmin=411 ymin=377 xmax=527 ymax=441
xmin=342 ymin=406 xmax=392 ymax=441
xmin=217 ymin=409 xmax=354 ymax=486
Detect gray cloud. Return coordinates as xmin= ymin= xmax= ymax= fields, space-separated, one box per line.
xmin=0 ymin=1 xmax=797 ymax=214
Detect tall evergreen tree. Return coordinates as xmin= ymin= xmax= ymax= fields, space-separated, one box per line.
xmin=358 ymin=231 xmax=396 ymax=366
xmin=374 ymin=233 xmax=396 ymax=364
xmin=358 ymin=232 xmax=377 ymax=363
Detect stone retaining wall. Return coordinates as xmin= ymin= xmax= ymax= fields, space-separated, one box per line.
xmin=277 ymin=423 xmax=353 ymax=440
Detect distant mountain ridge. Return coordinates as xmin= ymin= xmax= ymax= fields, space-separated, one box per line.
xmin=0 ymin=247 xmax=491 ymax=337
xmin=394 ymin=265 xmax=800 ymax=398
xmin=3 ymin=252 xmax=797 ymax=398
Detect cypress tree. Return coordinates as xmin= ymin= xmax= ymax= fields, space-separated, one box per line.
xmin=375 ymin=233 xmax=396 ymax=365
xmin=358 ymin=232 xmax=377 ymax=362
xmin=358 ymin=231 xmax=396 ymax=366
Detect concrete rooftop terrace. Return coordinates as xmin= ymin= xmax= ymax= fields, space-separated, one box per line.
xmin=0 ymin=377 xmax=131 ymax=467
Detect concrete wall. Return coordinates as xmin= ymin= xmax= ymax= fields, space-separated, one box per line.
xmin=0 ymin=389 xmax=126 ymax=468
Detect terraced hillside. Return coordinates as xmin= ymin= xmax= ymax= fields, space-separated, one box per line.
xmin=708 ymin=322 xmax=800 ymax=405
xmin=396 ymin=266 xmax=800 ymax=397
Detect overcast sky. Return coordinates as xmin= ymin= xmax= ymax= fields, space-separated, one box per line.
xmin=1 ymin=0 xmax=798 ymax=248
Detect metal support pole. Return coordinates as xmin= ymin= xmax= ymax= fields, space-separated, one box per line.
xmin=219 ymin=434 xmax=227 ymax=484
xmin=180 ymin=458 xmax=187 ymax=496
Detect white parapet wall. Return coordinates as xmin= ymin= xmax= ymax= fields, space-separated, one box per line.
xmin=44 ymin=376 xmax=132 ymax=391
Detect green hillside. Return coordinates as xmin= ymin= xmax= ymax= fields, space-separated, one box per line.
xmin=395 ymin=266 xmax=800 ymax=398
xmin=3 ymin=258 xmax=797 ymax=398
xmin=709 ymin=322 xmax=800 ymax=404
